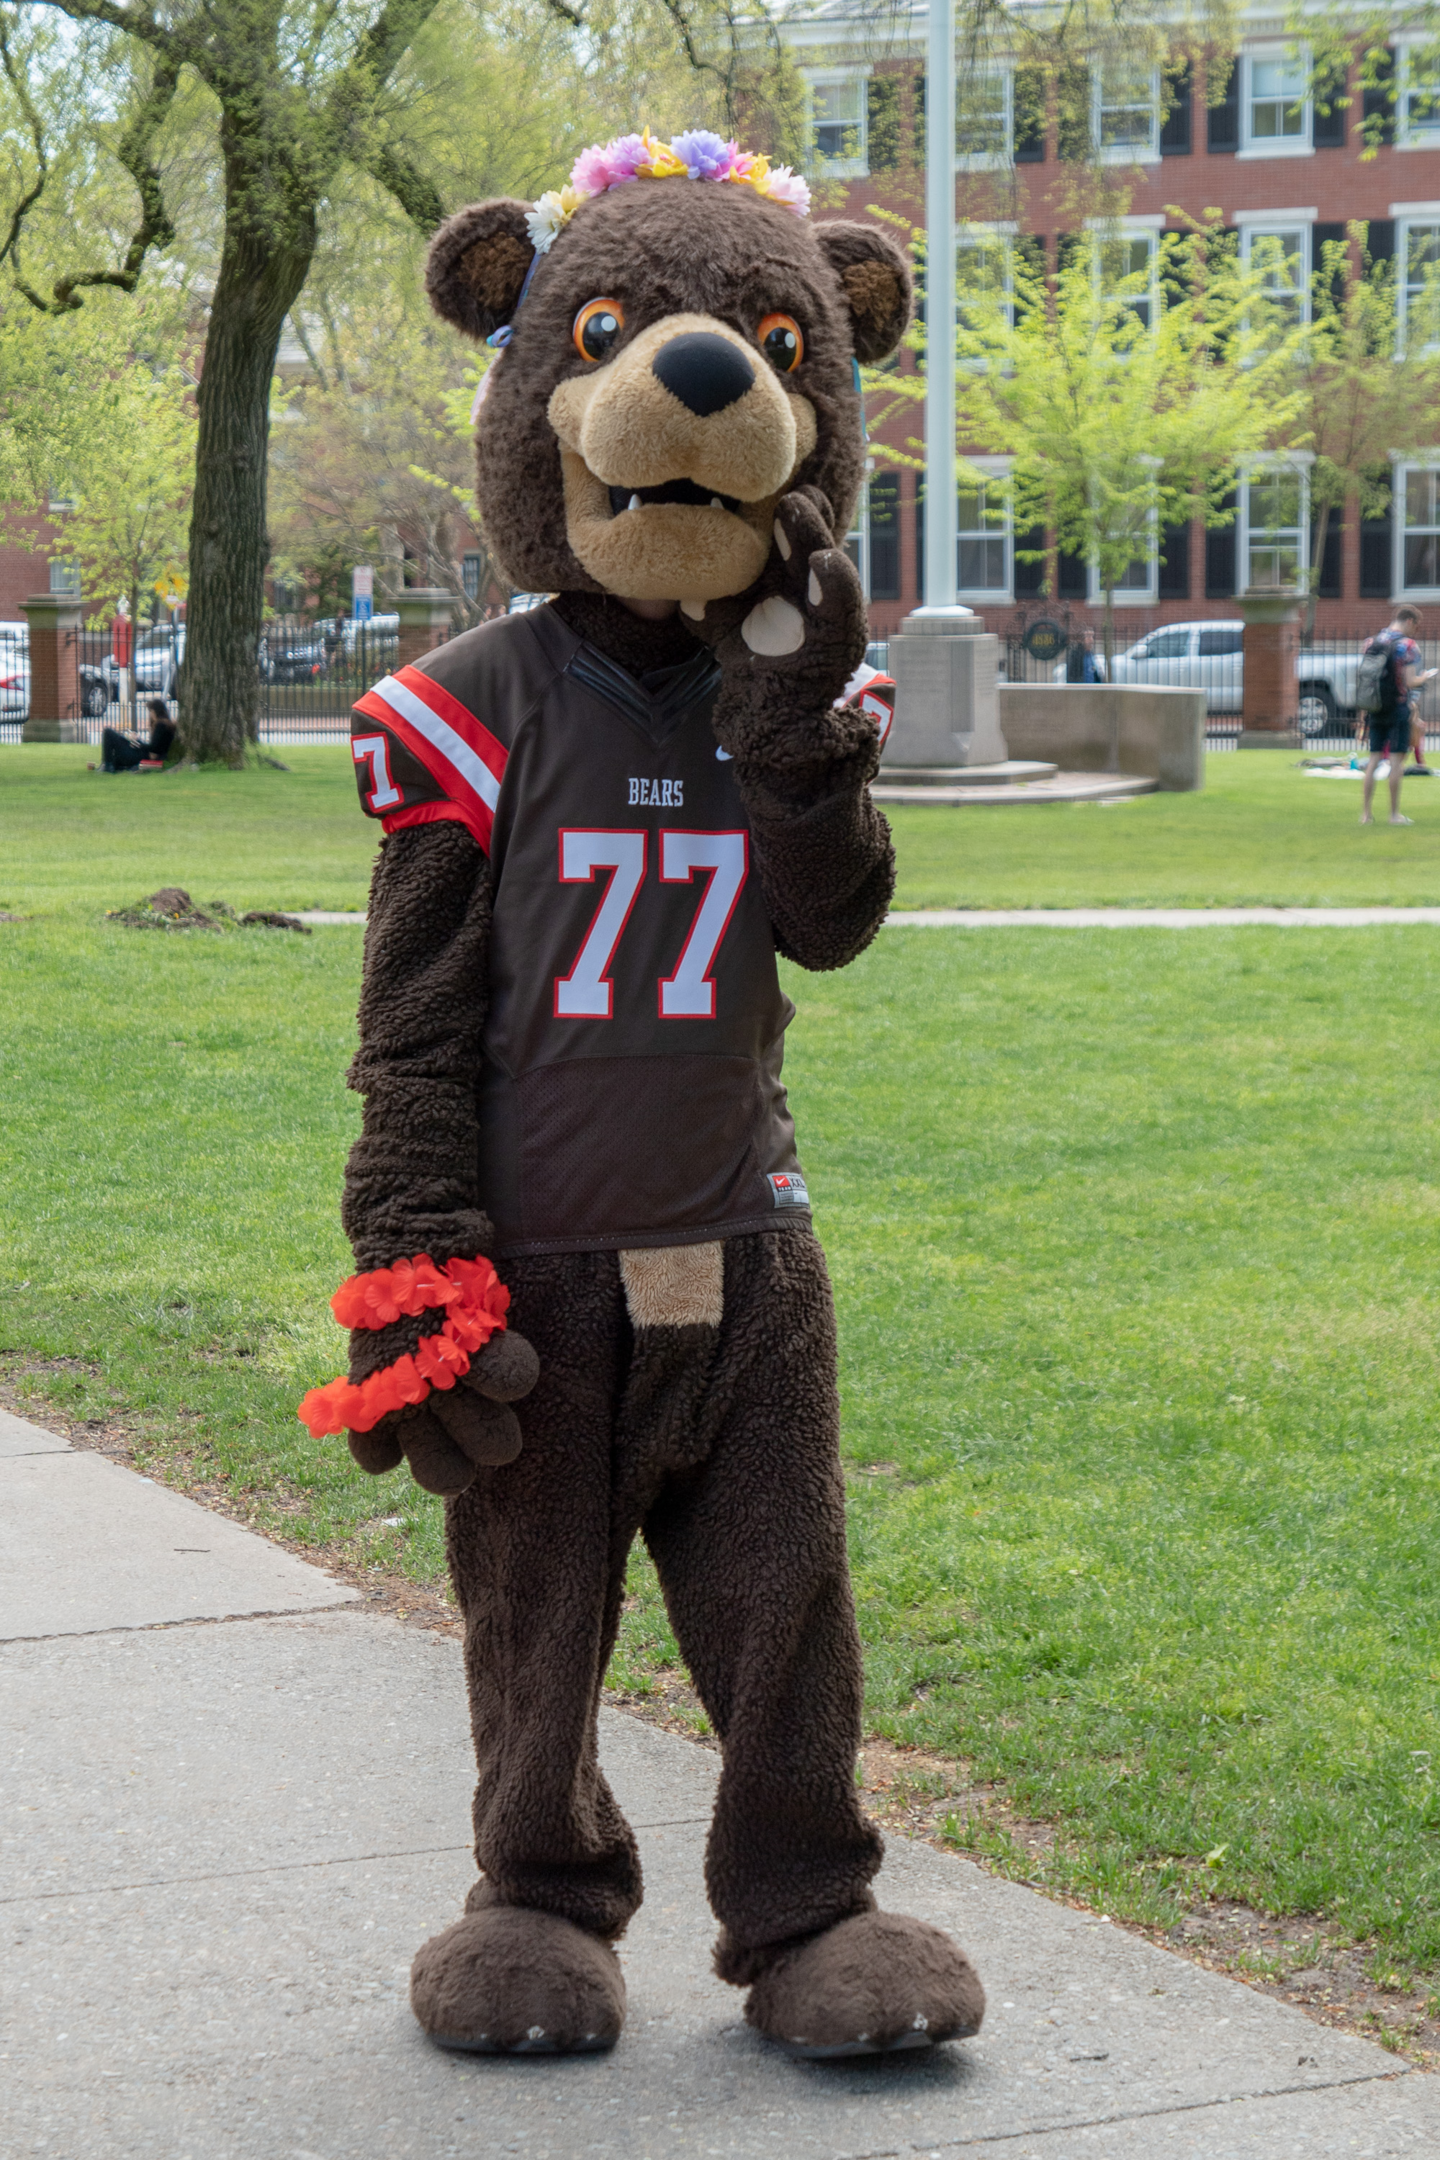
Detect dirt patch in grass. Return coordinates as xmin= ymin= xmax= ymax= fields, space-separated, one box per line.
xmin=3 ymin=1357 xmax=1434 ymax=2068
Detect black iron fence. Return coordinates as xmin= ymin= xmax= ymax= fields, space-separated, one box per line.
xmin=0 ymin=615 xmax=423 ymax=745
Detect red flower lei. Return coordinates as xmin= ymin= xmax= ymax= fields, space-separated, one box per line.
xmin=297 ymin=1253 xmax=509 ymax=1439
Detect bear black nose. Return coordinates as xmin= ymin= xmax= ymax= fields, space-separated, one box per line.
xmin=651 ymin=332 xmax=755 ymax=417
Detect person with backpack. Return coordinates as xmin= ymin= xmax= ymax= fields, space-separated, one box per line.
xmin=1357 ymin=605 xmax=1436 ymax=825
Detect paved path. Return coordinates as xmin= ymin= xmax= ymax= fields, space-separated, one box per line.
xmin=298 ymin=908 xmax=1440 ymax=932
xmin=3 ymin=1407 xmax=1435 ymax=2159
xmin=885 ymin=908 xmax=1440 ymax=929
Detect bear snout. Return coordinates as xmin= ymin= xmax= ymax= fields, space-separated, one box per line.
xmin=651 ymin=332 xmax=755 ymax=418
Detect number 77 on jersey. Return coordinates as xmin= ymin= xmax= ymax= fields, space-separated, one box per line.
xmin=554 ymin=827 xmax=749 ymax=1022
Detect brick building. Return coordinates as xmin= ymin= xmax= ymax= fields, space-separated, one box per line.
xmin=785 ymin=4 xmax=1440 ymax=642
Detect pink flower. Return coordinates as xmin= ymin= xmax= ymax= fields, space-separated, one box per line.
xmin=762 ymin=165 xmax=811 ymax=217
xmin=571 ymin=133 xmax=648 ymax=195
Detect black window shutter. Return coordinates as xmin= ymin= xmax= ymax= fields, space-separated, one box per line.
xmin=867 ymin=77 xmax=901 ymax=172
xmin=1318 ymin=517 xmax=1343 ymax=598
xmin=1366 ymin=218 xmax=1396 ymax=269
xmin=1362 ymin=47 xmax=1395 ymax=146
xmin=1360 ymin=475 xmax=1393 ymax=597
xmin=1158 ymin=522 xmax=1192 ymax=598
xmin=1312 ymin=222 xmax=1347 ymax=311
xmin=1056 ymin=231 xmax=1084 ymax=276
xmin=1207 ymin=56 xmax=1239 ymax=151
xmin=1057 ymin=66 xmax=1091 ymax=161
xmin=1057 ymin=548 xmax=1087 ymax=598
xmin=868 ymin=474 xmax=901 ymax=600
xmin=1312 ymin=55 xmax=1347 ymax=145
xmin=914 ymin=487 xmax=924 ymax=605
xmin=1205 ymin=492 xmax=1238 ymax=597
xmin=1161 ymin=61 xmax=1192 ymax=154
xmin=1013 ymin=524 xmax=1046 ymax=597
xmin=1014 ymin=68 xmax=1046 ymax=161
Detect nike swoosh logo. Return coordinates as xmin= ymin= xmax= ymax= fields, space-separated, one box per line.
xmin=715 ymin=745 xmax=732 ymax=761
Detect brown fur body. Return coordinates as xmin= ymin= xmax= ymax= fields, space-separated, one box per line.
xmin=342 ymin=168 xmax=985 ymax=2056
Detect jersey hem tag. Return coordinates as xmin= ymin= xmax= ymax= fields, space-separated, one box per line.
xmin=768 ymin=1171 xmax=810 ymax=1209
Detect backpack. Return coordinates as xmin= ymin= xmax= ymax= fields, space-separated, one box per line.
xmin=1356 ymin=632 xmax=1402 ymax=714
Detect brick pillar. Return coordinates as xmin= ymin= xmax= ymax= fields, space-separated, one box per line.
xmin=1237 ymin=588 xmax=1303 ymax=749
xmin=395 ymin=588 xmax=457 ymax=671
xmin=20 ymin=593 xmax=83 ymax=743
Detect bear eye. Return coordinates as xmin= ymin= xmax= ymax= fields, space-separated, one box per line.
xmin=757 ymin=313 xmax=803 ymax=374
xmin=573 ymin=298 xmax=625 ymax=362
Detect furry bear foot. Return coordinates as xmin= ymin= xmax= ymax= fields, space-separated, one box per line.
xmin=743 ymin=1910 xmax=984 ymax=2059
xmin=410 ymin=1903 xmax=625 ymax=2054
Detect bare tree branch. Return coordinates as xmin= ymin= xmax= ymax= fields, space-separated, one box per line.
xmin=361 ymin=141 xmax=445 ymax=234
xmin=0 ymin=31 xmax=177 ymax=313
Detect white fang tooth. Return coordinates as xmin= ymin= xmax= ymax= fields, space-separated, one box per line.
xmin=629 ymin=493 xmax=642 ymax=511
xmin=711 ymin=496 xmax=724 ymax=510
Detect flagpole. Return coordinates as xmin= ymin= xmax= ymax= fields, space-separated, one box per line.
xmin=924 ymin=0 xmax=958 ymax=610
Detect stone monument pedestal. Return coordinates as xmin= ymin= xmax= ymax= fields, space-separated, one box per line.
xmin=884 ymin=606 xmax=1008 ymax=769
xmin=1236 ymin=587 xmax=1304 ymax=749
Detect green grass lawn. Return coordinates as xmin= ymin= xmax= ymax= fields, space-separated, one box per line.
xmin=2 ymin=744 xmax=1438 ymax=1984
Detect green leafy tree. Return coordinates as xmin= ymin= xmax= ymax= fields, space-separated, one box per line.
xmin=59 ymin=357 xmax=196 ymax=635
xmin=1294 ymin=223 xmax=1440 ymax=634
xmin=867 ymin=222 xmax=1308 ymax=677
xmin=0 ymin=0 xmax=808 ymax=764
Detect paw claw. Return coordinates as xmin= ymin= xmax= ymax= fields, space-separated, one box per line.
xmin=773 ymin=519 xmax=792 ymax=561
xmin=807 ymin=569 xmax=823 ymax=607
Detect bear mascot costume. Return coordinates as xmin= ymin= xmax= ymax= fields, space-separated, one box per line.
xmin=301 ymin=127 xmax=986 ymax=2061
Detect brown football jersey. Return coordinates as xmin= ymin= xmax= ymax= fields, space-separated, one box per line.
xmin=352 ymin=605 xmax=814 ymax=1256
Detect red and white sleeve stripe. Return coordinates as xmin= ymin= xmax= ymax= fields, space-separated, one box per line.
xmin=354 ymin=666 xmax=509 ymax=854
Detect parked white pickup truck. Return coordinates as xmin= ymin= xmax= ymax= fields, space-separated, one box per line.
xmin=1055 ymin=621 xmax=1362 ymax=736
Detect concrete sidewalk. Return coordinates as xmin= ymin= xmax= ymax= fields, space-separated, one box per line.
xmin=2 ymin=1409 xmax=1435 ymax=2159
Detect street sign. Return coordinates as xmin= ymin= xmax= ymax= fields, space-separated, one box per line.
xmin=352 ymin=565 xmax=374 ymax=623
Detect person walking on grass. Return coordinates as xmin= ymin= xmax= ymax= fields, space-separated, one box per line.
xmin=1360 ymin=605 xmax=1436 ymax=825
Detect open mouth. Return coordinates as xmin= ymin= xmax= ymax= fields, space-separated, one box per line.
xmin=606 ymin=478 xmax=742 ymax=517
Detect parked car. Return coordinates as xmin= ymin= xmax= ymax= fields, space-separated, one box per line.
xmin=1055 ymin=621 xmax=1361 ymax=736
xmin=0 ymin=623 xmax=29 ymax=720
xmin=259 ymin=627 xmax=328 ymax=683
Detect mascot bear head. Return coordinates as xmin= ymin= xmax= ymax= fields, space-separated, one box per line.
xmin=425 ymin=134 xmax=911 ymax=604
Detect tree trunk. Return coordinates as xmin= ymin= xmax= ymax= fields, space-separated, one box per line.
xmin=1303 ymin=499 xmax=1331 ymax=642
xmin=181 ymin=141 xmax=315 ymax=765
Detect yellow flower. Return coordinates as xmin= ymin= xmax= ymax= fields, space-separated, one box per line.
xmin=638 ymin=127 xmax=687 ymax=179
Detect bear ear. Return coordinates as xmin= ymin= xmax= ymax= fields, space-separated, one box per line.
xmin=426 ymin=200 xmax=535 ymax=342
xmin=813 ymin=221 xmax=913 ymax=364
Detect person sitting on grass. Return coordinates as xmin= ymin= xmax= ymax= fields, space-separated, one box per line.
xmin=1361 ymin=605 xmax=1436 ymax=826
xmin=94 ymin=698 xmax=177 ymax=774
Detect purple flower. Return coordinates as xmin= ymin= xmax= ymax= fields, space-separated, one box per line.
xmin=669 ymin=129 xmax=734 ymax=180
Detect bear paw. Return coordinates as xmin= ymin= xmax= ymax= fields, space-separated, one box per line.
xmin=743 ymin=1910 xmax=984 ymax=2059
xmin=410 ymin=1903 xmax=625 ymax=2054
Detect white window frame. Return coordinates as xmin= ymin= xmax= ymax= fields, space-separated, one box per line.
xmin=957 ymin=454 xmax=1013 ymax=603
xmin=956 ymin=62 xmax=1011 ymax=170
xmin=1393 ymin=451 xmax=1440 ymax=600
xmin=1091 ymin=60 xmax=1161 ymax=163
xmin=1088 ymin=218 xmax=1163 ymax=331
xmin=1238 ymin=44 xmax=1314 ymax=159
xmin=1239 ymin=456 xmax=1313 ymax=593
xmin=1396 ymin=37 xmax=1440 ymax=148
xmin=1398 ymin=215 xmax=1440 ymax=351
xmin=806 ymin=70 xmax=869 ymax=178
xmin=1087 ymin=454 xmax=1160 ymax=606
xmin=1238 ymin=214 xmax=1313 ymax=330
xmin=956 ymin=225 xmax=1015 ymax=368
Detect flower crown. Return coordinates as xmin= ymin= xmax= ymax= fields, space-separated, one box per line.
xmin=526 ymin=128 xmax=810 ymax=256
